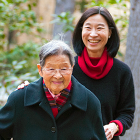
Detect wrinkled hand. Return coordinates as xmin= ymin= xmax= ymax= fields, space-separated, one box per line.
xmin=104 ymin=123 xmax=118 ymax=140
xmin=17 ymin=81 xmax=30 ymax=89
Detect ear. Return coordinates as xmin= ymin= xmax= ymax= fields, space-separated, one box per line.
xmin=37 ymin=64 xmax=43 ymax=77
xmin=109 ymin=29 xmax=112 ymax=38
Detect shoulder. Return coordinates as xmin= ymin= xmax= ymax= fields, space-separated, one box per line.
xmin=112 ymin=59 xmax=134 ymax=90
xmin=113 ymin=58 xmax=131 ymax=71
xmin=7 ymin=78 xmax=42 ymax=103
xmin=113 ymin=58 xmax=132 ymax=76
xmin=7 ymin=87 xmax=27 ymax=104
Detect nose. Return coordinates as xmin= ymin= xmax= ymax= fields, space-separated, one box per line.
xmin=90 ymin=29 xmax=98 ymax=37
xmin=53 ymin=69 xmax=62 ymax=78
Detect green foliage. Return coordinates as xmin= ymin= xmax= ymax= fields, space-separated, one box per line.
xmin=75 ymin=0 xmax=88 ymax=12
xmin=86 ymin=0 xmax=128 ymax=7
xmin=0 ymin=42 xmax=42 ymax=94
xmin=0 ymin=0 xmax=44 ymax=51
xmin=51 ymin=11 xmax=75 ymax=33
xmin=86 ymin=0 xmax=108 ymax=7
xmin=0 ymin=0 xmax=46 ymax=96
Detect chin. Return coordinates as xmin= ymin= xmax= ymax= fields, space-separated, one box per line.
xmin=53 ymin=87 xmax=64 ymax=92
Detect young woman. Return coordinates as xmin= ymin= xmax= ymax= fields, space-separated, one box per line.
xmin=72 ymin=6 xmax=135 ymax=140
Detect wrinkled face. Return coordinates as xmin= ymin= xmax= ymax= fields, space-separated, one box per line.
xmin=37 ymin=54 xmax=73 ymax=95
xmin=82 ymin=14 xmax=111 ymax=57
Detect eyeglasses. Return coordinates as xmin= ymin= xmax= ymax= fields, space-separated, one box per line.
xmin=42 ymin=68 xmax=73 ymax=75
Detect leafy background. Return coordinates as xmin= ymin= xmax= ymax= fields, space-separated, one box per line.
xmin=0 ymin=0 xmax=129 ymax=103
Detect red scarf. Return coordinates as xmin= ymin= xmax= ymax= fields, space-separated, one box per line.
xmin=78 ymin=47 xmax=113 ymax=79
xmin=43 ymin=80 xmax=72 ymax=118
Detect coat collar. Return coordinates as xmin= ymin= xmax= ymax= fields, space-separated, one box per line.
xmin=24 ymin=76 xmax=87 ymax=112
xmin=24 ymin=77 xmax=45 ymax=106
xmin=70 ymin=75 xmax=87 ymax=111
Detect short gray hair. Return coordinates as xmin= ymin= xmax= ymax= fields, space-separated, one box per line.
xmin=39 ymin=40 xmax=75 ymax=67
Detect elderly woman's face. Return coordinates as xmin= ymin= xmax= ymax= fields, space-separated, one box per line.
xmin=82 ymin=14 xmax=112 ymax=57
xmin=37 ymin=54 xmax=73 ymax=95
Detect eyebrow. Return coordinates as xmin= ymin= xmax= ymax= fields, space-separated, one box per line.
xmin=98 ymin=23 xmax=105 ymax=27
xmin=45 ymin=62 xmax=70 ymax=66
xmin=84 ymin=23 xmax=91 ymax=26
xmin=84 ymin=23 xmax=105 ymax=27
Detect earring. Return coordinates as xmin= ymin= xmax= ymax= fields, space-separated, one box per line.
xmin=109 ymin=36 xmax=110 ymax=38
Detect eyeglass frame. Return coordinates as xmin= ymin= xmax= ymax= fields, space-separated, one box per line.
xmin=42 ymin=67 xmax=73 ymax=76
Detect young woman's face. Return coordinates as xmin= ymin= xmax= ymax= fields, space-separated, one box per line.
xmin=82 ymin=14 xmax=111 ymax=57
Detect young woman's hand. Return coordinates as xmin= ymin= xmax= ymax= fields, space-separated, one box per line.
xmin=104 ymin=123 xmax=118 ymax=140
xmin=17 ymin=81 xmax=30 ymax=89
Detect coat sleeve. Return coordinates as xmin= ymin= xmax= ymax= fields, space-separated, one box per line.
xmin=0 ymin=92 xmax=15 ymax=139
xmin=92 ymin=102 xmax=107 ymax=140
xmin=0 ymin=136 xmax=5 ymax=140
xmin=115 ymin=68 xmax=135 ymax=136
xmin=88 ymin=91 xmax=107 ymax=140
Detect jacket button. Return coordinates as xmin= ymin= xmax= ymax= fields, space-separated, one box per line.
xmin=51 ymin=127 xmax=56 ymax=133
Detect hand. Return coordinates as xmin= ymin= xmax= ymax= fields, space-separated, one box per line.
xmin=104 ymin=123 xmax=118 ymax=140
xmin=17 ymin=81 xmax=30 ymax=89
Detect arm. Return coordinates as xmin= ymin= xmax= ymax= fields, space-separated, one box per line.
xmin=114 ymin=71 xmax=135 ymax=136
xmin=0 ymin=93 xmax=15 ymax=139
xmin=103 ymin=66 xmax=135 ymax=139
xmin=92 ymin=104 xmax=107 ymax=140
xmin=88 ymin=93 xmax=107 ymax=140
xmin=0 ymin=136 xmax=5 ymax=140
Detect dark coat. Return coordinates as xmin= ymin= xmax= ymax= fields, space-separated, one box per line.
xmin=0 ymin=76 xmax=106 ymax=140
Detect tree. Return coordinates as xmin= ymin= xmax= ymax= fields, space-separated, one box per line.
xmin=52 ymin=0 xmax=75 ymax=45
xmin=120 ymin=0 xmax=140 ymax=139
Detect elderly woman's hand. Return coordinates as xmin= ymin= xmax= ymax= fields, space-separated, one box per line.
xmin=104 ymin=123 xmax=118 ymax=140
xmin=17 ymin=81 xmax=30 ymax=89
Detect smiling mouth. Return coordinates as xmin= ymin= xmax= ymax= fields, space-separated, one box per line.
xmin=88 ymin=40 xmax=100 ymax=43
xmin=53 ymin=81 xmax=63 ymax=84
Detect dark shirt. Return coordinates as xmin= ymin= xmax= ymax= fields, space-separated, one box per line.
xmin=73 ymin=56 xmax=135 ymax=140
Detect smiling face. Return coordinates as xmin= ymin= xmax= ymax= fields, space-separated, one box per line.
xmin=37 ymin=54 xmax=73 ymax=95
xmin=82 ymin=14 xmax=112 ymax=57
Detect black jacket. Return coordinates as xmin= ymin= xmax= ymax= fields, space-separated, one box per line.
xmin=0 ymin=76 xmax=106 ymax=140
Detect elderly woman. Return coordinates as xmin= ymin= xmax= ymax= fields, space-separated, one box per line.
xmin=72 ymin=6 xmax=135 ymax=140
xmin=0 ymin=40 xmax=106 ymax=140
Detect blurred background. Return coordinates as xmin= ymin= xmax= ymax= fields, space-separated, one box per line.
xmin=0 ymin=0 xmax=130 ymax=99
xmin=0 ymin=0 xmax=140 ymax=139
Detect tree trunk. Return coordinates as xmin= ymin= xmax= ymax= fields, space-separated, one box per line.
xmin=53 ymin=0 xmax=75 ymax=45
xmin=120 ymin=0 xmax=140 ymax=139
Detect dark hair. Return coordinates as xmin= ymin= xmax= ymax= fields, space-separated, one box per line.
xmin=72 ymin=6 xmax=120 ymax=57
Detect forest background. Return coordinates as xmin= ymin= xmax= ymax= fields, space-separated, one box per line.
xmin=0 ymin=0 xmax=140 ymax=139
